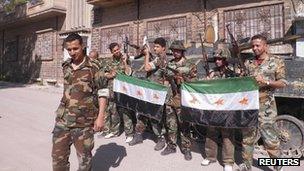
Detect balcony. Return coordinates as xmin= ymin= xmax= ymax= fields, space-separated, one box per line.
xmin=87 ymin=0 xmax=133 ymax=7
xmin=0 ymin=0 xmax=66 ymax=28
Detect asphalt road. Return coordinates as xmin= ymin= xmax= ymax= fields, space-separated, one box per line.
xmin=0 ymin=81 xmax=303 ymax=171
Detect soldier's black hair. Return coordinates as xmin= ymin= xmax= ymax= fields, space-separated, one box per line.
xmin=109 ymin=42 xmax=119 ymax=51
xmin=154 ymin=37 xmax=166 ymax=48
xmin=65 ymin=33 xmax=83 ymax=45
xmin=251 ymin=34 xmax=267 ymax=43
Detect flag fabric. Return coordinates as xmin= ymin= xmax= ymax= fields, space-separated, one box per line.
xmin=113 ymin=73 xmax=168 ymax=121
xmin=181 ymin=77 xmax=259 ymax=128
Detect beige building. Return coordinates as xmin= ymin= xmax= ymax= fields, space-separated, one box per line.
xmin=88 ymin=0 xmax=303 ymax=57
xmin=0 ymin=0 xmax=303 ymax=83
xmin=0 ymin=0 xmax=93 ymax=83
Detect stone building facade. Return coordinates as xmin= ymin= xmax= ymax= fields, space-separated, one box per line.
xmin=88 ymin=0 xmax=302 ymax=57
xmin=0 ymin=0 xmax=303 ymax=83
xmin=0 ymin=0 xmax=92 ymax=83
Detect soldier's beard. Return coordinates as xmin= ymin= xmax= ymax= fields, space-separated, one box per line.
xmin=113 ymin=53 xmax=122 ymax=60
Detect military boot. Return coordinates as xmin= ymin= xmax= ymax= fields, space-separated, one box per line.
xmin=237 ymin=163 xmax=252 ymax=171
xmin=154 ymin=137 xmax=166 ymax=151
xmin=161 ymin=145 xmax=176 ymax=155
xmin=128 ymin=133 xmax=143 ymax=146
xmin=183 ymin=149 xmax=192 ymax=161
xmin=274 ymin=166 xmax=283 ymax=171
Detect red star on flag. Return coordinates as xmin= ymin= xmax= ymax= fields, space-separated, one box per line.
xmin=136 ymin=90 xmax=143 ymax=97
xmin=189 ymin=94 xmax=198 ymax=104
xmin=122 ymin=86 xmax=127 ymax=93
xmin=214 ymin=98 xmax=224 ymax=106
xmin=239 ymin=97 xmax=249 ymax=105
xmin=153 ymin=94 xmax=159 ymax=100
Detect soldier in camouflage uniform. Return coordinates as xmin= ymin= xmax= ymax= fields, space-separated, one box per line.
xmin=201 ymin=45 xmax=236 ymax=171
xmin=101 ymin=42 xmax=135 ymax=143
xmin=163 ymin=40 xmax=194 ymax=160
xmin=239 ymin=34 xmax=287 ymax=171
xmin=88 ymin=49 xmax=99 ymax=60
xmin=129 ymin=38 xmax=169 ymax=152
xmin=52 ymin=33 xmax=108 ymax=171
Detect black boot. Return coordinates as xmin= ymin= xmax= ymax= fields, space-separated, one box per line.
xmin=128 ymin=133 xmax=143 ymax=146
xmin=154 ymin=137 xmax=166 ymax=151
xmin=160 ymin=145 xmax=176 ymax=155
xmin=183 ymin=150 xmax=192 ymax=161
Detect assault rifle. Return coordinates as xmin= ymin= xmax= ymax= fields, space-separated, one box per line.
xmin=198 ymin=33 xmax=210 ymax=77
xmin=226 ymin=24 xmax=247 ymax=75
xmin=238 ymin=33 xmax=304 ymax=51
xmin=124 ymin=36 xmax=153 ymax=60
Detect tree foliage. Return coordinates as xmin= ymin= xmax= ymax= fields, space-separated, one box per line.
xmin=0 ymin=0 xmax=29 ymax=13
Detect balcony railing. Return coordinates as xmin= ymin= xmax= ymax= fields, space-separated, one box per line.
xmin=28 ymin=0 xmax=44 ymax=8
xmin=87 ymin=0 xmax=133 ymax=7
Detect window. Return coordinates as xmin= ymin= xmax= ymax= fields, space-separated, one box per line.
xmin=34 ymin=31 xmax=54 ymax=60
xmin=100 ymin=25 xmax=132 ymax=54
xmin=93 ymin=7 xmax=102 ymax=25
xmin=147 ymin=17 xmax=187 ymax=45
xmin=224 ymin=3 xmax=284 ymax=42
xmin=4 ymin=37 xmax=18 ymax=62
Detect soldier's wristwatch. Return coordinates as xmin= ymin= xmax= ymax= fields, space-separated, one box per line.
xmin=266 ymin=80 xmax=270 ymax=85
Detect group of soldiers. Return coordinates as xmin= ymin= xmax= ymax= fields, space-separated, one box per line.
xmin=52 ymin=32 xmax=287 ymax=171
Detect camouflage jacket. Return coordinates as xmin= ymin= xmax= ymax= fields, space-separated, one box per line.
xmin=209 ymin=65 xmax=237 ymax=79
xmin=245 ymin=55 xmax=287 ymax=121
xmin=148 ymin=56 xmax=191 ymax=106
xmin=100 ymin=56 xmax=131 ymax=100
xmin=56 ymin=56 xmax=108 ymax=128
xmin=245 ymin=55 xmax=287 ymax=95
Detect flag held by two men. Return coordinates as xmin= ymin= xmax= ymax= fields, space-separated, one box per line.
xmin=181 ymin=77 xmax=259 ymax=128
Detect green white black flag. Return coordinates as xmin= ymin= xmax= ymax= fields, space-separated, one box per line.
xmin=181 ymin=77 xmax=259 ymax=128
xmin=113 ymin=73 xmax=168 ymax=121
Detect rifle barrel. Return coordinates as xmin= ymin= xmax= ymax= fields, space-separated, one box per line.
xmin=239 ymin=33 xmax=304 ymax=51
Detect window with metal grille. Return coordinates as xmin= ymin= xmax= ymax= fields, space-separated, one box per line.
xmin=146 ymin=17 xmax=187 ymax=45
xmin=4 ymin=37 xmax=18 ymax=62
xmin=100 ymin=25 xmax=132 ymax=54
xmin=35 ymin=31 xmax=54 ymax=60
xmin=224 ymin=3 xmax=284 ymax=42
xmin=93 ymin=7 xmax=102 ymax=25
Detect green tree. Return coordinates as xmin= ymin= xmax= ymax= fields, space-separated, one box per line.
xmin=0 ymin=0 xmax=29 ymax=13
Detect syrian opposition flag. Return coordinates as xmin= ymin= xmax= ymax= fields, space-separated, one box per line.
xmin=181 ymin=77 xmax=259 ymax=128
xmin=113 ymin=73 xmax=168 ymax=121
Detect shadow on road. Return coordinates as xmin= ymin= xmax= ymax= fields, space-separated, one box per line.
xmin=92 ymin=142 xmax=127 ymax=171
xmin=0 ymin=81 xmax=26 ymax=89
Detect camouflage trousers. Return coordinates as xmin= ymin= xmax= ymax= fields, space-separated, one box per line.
xmin=135 ymin=114 xmax=165 ymax=138
xmin=165 ymin=107 xmax=191 ymax=151
xmin=52 ymin=124 xmax=94 ymax=171
xmin=205 ymin=127 xmax=235 ymax=165
xmin=241 ymin=101 xmax=280 ymax=168
xmin=241 ymin=123 xmax=280 ymax=167
xmin=104 ymin=101 xmax=135 ymax=136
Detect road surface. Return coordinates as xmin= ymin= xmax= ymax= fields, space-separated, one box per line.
xmin=0 ymin=81 xmax=303 ymax=171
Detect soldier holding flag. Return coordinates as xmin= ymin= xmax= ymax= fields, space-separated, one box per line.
xmin=239 ymin=34 xmax=287 ymax=171
xmin=128 ymin=38 xmax=167 ymax=151
xmin=101 ymin=42 xmax=135 ymax=143
xmin=201 ymin=44 xmax=236 ymax=171
xmin=165 ymin=40 xmax=194 ymax=160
